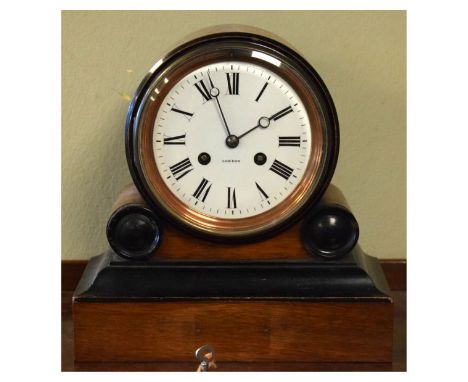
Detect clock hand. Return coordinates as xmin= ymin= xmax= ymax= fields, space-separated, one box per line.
xmin=237 ymin=106 xmax=293 ymax=141
xmin=207 ymin=72 xmax=232 ymax=137
xmin=237 ymin=115 xmax=271 ymax=140
xmin=237 ymin=117 xmax=269 ymax=140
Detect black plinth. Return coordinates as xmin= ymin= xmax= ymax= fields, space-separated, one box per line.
xmin=74 ymin=245 xmax=391 ymax=302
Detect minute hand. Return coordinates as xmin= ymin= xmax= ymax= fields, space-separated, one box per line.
xmin=213 ymin=96 xmax=232 ymax=136
xmin=237 ymin=106 xmax=293 ymax=140
xmin=207 ymin=72 xmax=232 ymax=136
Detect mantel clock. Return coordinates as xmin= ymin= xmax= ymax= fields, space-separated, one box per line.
xmin=73 ymin=26 xmax=393 ymax=368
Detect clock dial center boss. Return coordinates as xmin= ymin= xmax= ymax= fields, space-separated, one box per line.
xmin=126 ymin=30 xmax=339 ymax=240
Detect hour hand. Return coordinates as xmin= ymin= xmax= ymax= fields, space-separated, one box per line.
xmin=237 ymin=106 xmax=294 ymax=141
xmin=237 ymin=116 xmax=270 ymax=140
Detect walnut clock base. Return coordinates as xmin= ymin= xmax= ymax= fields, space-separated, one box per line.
xmin=73 ymin=247 xmax=393 ymax=364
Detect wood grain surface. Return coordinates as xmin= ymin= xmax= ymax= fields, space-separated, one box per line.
xmin=63 ymin=291 xmax=406 ymax=371
xmin=156 ymin=222 xmax=309 ymax=260
xmin=73 ymin=300 xmax=393 ymax=363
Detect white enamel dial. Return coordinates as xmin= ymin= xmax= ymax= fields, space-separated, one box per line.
xmin=152 ymin=61 xmax=312 ymax=219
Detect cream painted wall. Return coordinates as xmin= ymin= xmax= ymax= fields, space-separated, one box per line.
xmin=62 ymin=10 xmax=406 ymax=260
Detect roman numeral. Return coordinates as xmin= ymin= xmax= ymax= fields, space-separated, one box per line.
xmin=193 ymin=178 xmax=212 ymax=202
xmin=194 ymin=79 xmax=212 ymax=102
xmin=169 ymin=157 xmax=193 ymax=180
xmin=226 ymin=73 xmax=239 ymax=95
xmin=278 ymin=136 xmax=301 ymax=147
xmin=255 ymin=82 xmax=268 ymax=102
xmin=171 ymin=107 xmax=194 ymax=119
xmin=271 ymin=106 xmax=293 ymax=121
xmin=227 ymin=187 xmax=237 ymax=208
xmin=163 ymin=134 xmax=186 ymax=145
xmin=255 ymin=182 xmax=269 ymax=201
xmin=269 ymin=159 xmax=294 ymax=180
